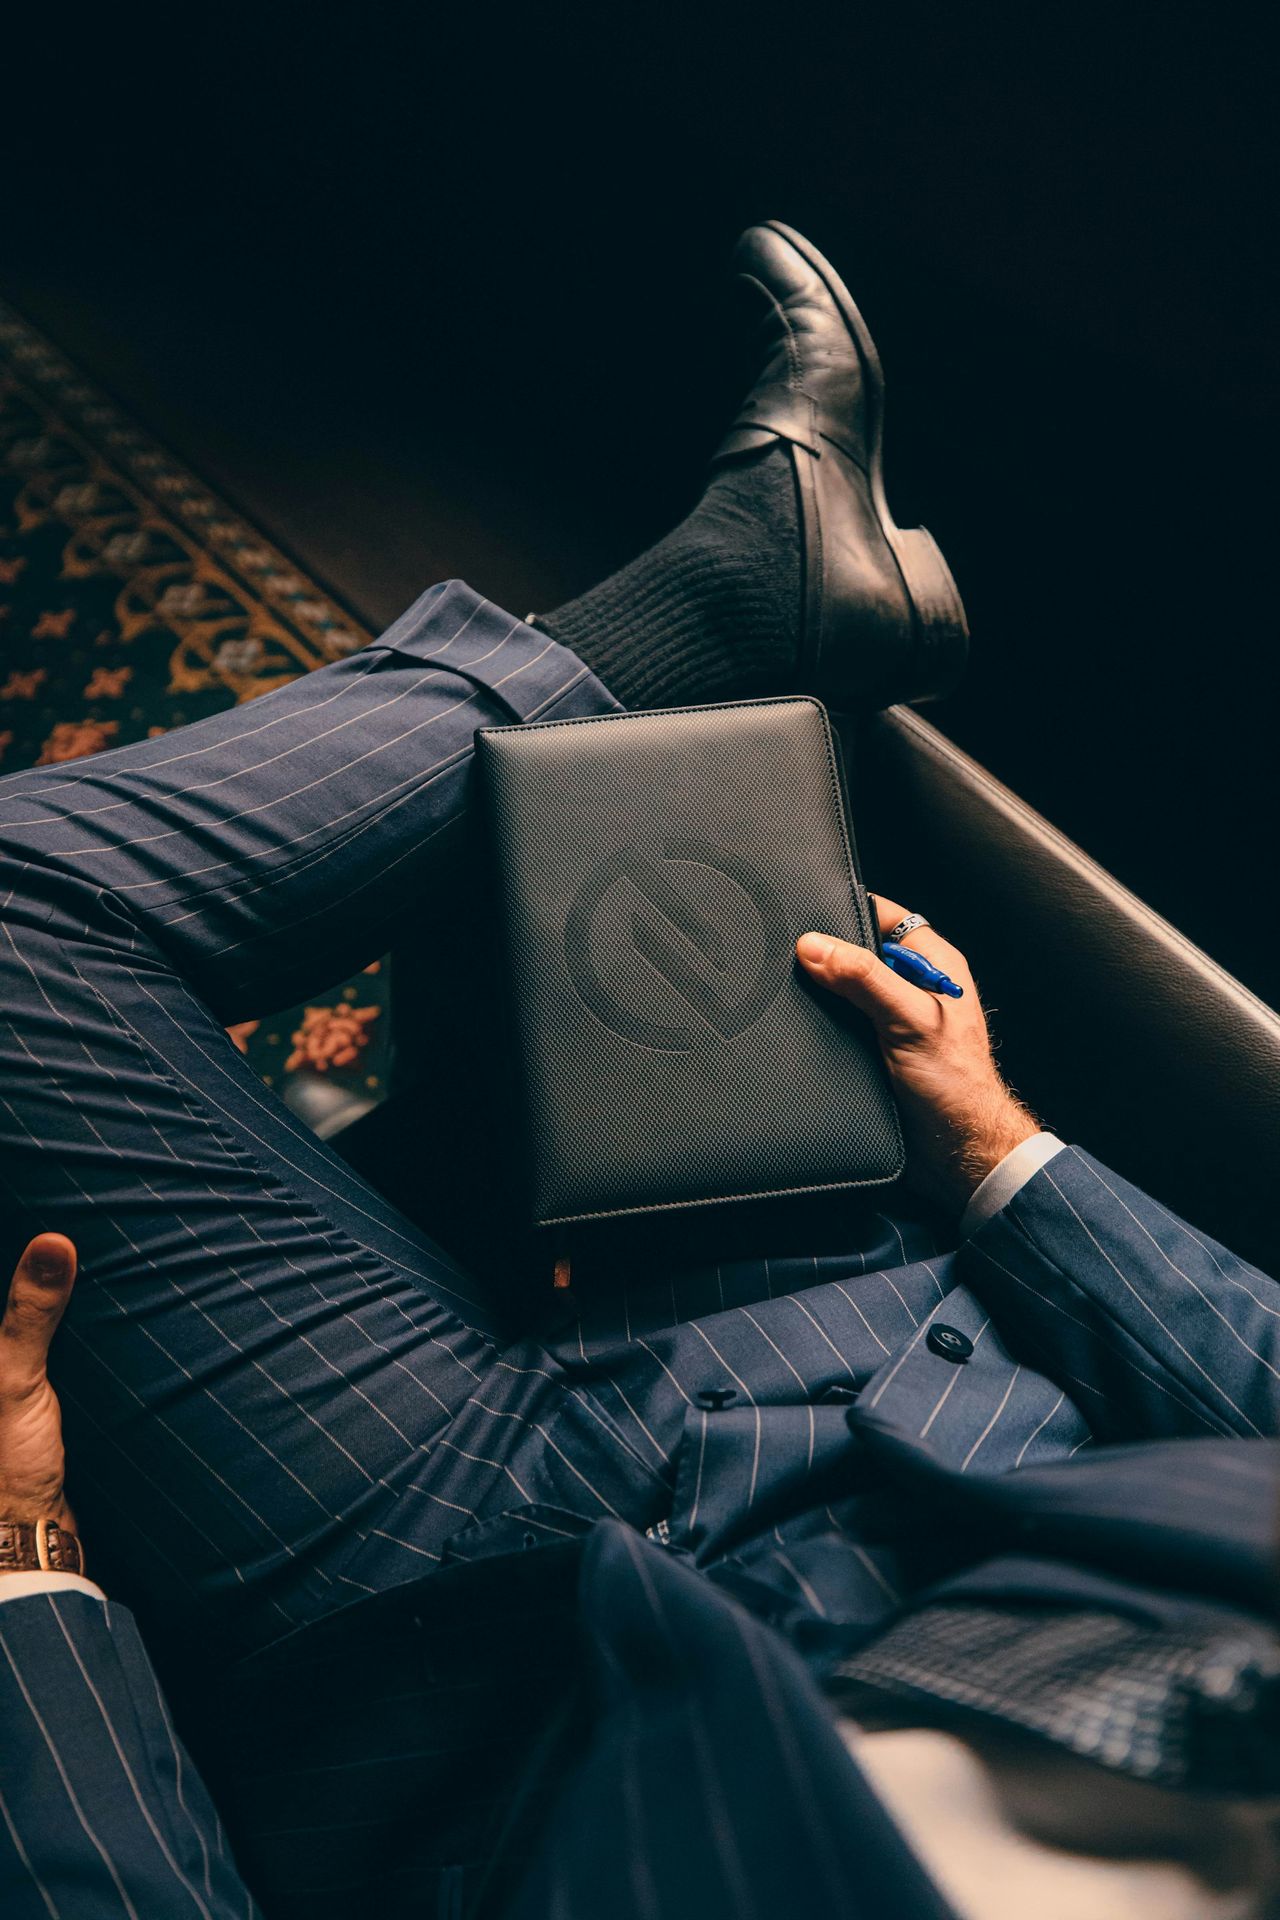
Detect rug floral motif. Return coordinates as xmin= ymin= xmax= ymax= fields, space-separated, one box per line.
xmin=0 ymin=296 xmax=390 ymax=1134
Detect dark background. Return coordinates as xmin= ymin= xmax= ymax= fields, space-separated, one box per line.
xmin=4 ymin=5 xmax=1275 ymax=1000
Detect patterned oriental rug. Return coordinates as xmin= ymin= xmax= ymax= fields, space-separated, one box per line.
xmin=0 ymin=297 xmax=392 ymax=1138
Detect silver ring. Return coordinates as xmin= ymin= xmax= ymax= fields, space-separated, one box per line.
xmin=886 ymin=913 xmax=931 ymax=943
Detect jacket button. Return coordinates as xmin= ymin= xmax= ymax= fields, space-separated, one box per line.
xmin=695 ymin=1386 xmax=737 ymax=1410
xmin=926 ymin=1324 xmax=973 ymax=1363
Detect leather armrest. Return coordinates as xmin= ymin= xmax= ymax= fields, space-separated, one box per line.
xmin=852 ymin=706 xmax=1280 ymax=1277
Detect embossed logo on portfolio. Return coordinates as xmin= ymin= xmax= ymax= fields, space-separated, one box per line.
xmin=564 ymin=835 xmax=787 ymax=1049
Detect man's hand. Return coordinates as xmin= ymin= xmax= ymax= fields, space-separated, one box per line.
xmin=797 ymin=895 xmax=1039 ymax=1215
xmin=0 ymin=1234 xmax=77 ymax=1532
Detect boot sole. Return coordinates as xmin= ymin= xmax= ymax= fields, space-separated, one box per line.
xmin=763 ymin=219 xmax=970 ymax=701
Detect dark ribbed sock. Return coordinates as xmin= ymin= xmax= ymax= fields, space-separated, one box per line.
xmin=534 ymin=445 xmax=801 ymax=709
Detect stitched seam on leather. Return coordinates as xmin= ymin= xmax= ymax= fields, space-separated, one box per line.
xmin=479 ymin=694 xmax=819 ymax=738
xmin=808 ymin=439 xmax=826 ymax=674
xmin=783 ymin=439 xmax=820 ymax=683
xmin=539 ymin=1165 xmax=904 ymax=1227
xmin=737 ymin=271 xmax=802 ymax=387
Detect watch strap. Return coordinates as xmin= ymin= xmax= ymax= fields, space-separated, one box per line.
xmin=0 ymin=1517 xmax=84 ymax=1576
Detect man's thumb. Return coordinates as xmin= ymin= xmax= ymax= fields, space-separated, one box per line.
xmin=24 ymin=1235 xmax=77 ymax=1287
xmin=795 ymin=931 xmax=921 ymax=1027
xmin=2 ymin=1235 xmax=77 ymax=1380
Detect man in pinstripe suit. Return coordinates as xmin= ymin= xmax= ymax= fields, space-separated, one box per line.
xmin=2 ymin=224 xmax=1278 ymax=1917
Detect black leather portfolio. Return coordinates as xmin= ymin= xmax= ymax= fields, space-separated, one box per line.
xmin=474 ymin=696 xmax=904 ymax=1229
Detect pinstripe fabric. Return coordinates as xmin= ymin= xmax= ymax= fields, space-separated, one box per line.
xmin=0 ymin=1538 xmax=962 ymax=1920
xmin=1 ymin=576 xmax=1278 ymax=1915
xmin=959 ymin=1148 xmax=1280 ymax=1440
xmin=0 ymin=1590 xmax=257 ymax=1918
xmin=502 ymin=1523 xmax=956 ymax=1920
xmin=0 ymin=580 xmax=660 ymax=1653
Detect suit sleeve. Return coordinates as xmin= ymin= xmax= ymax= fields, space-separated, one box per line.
xmin=0 ymin=1589 xmax=258 ymax=1918
xmin=959 ymin=1143 xmax=1280 ymax=1442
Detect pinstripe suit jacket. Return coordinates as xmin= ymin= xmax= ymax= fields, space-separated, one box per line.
xmin=3 ymin=1145 xmax=1279 ymax=1919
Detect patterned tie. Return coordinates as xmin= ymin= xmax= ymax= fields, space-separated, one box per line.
xmin=830 ymin=1596 xmax=1280 ymax=1793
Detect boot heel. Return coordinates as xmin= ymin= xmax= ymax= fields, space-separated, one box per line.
xmin=888 ymin=525 xmax=970 ymax=702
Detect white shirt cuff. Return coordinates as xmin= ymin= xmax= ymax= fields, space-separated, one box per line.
xmin=0 ymin=1572 xmax=107 ymax=1605
xmin=960 ymin=1132 xmax=1067 ymax=1237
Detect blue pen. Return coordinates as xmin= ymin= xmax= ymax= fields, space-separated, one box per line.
xmin=881 ymin=940 xmax=964 ymax=998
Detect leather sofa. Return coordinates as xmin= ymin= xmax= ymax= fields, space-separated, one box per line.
xmin=858 ymin=708 xmax=1280 ymax=1280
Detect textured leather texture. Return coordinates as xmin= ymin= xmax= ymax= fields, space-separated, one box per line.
xmin=857 ymin=706 xmax=1280 ymax=1277
xmin=474 ymin=697 xmax=903 ymax=1228
xmin=0 ymin=1518 xmax=84 ymax=1574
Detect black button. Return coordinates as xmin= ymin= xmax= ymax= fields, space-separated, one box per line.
xmin=926 ymin=1324 xmax=973 ymax=1363
xmin=816 ymin=1383 xmax=858 ymax=1405
xmin=695 ymin=1386 xmax=737 ymax=1410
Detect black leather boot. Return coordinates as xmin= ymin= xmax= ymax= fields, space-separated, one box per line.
xmin=715 ymin=222 xmax=969 ymax=707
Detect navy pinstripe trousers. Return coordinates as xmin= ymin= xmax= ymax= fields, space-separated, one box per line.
xmin=0 ymin=576 xmax=949 ymax=1653
xmin=0 ymin=583 xmax=666 ymax=1645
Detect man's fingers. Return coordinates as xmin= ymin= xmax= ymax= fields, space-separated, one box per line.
xmin=796 ymin=931 xmax=927 ymax=1030
xmin=870 ymin=893 xmax=912 ymax=936
xmin=0 ymin=1234 xmax=77 ymax=1387
xmin=869 ymin=891 xmax=969 ymax=976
